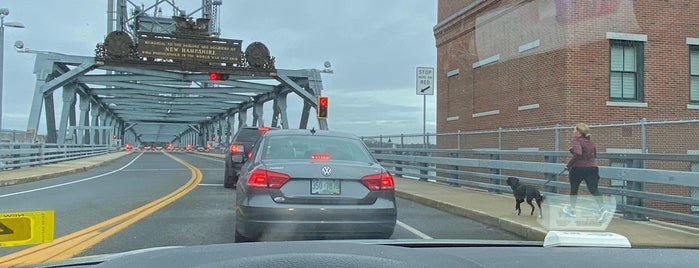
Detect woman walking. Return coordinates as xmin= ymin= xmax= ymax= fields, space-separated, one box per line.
xmin=562 ymin=123 xmax=608 ymax=222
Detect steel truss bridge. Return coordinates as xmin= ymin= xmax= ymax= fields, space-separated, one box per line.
xmin=20 ymin=0 xmax=329 ymax=148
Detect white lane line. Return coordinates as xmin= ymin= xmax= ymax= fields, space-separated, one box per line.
xmin=0 ymin=152 xmax=144 ymax=198
xmin=396 ymin=220 xmax=433 ymax=239
xmin=198 ymin=183 xmax=223 ymax=187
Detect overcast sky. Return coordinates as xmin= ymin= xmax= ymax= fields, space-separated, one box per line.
xmin=1 ymin=0 xmax=437 ymax=137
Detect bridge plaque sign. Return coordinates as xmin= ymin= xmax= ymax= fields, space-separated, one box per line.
xmin=95 ymin=15 xmax=275 ymax=75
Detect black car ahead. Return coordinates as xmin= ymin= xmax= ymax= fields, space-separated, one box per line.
xmin=224 ymin=126 xmax=275 ymax=188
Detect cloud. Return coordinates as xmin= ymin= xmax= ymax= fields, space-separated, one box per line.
xmin=1 ymin=0 xmax=437 ymax=138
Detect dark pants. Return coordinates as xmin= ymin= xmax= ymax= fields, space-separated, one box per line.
xmin=569 ymin=166 xmax=602 ymax=208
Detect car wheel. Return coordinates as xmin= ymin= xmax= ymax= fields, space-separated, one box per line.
xmin=224 ymin=171 xmax=237 ymax=189
xmin=224 ymin=162 xmax=235 ymax=188
xmin=235 ymin=229 xmax=254 ymax=243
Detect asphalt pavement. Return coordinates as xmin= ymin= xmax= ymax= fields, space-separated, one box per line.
xmin=2 ymin=150 xmax=699 ymax=248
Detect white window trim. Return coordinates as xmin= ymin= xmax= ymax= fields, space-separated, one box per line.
xmin=687 ymin=104 xmax=699 ymax=110
xmin=518 ymin=39 xmax=540 ymax=53
xmin=606 ymin=101 xmax=648 ymax=108
xmin=518 ymin=103 xmax=540 ymax=111
xmin=472 ymin=109 xmax=500 ymax=118
xmin=446 ymin=116 xmax=460 ymax=121
xmin=447 ymin=69 xmax=460 ymax=77
xmin=472 ymin=54 xmax=500 ymax=68
xmin=687 ymin=38 xmax=699 ymax=45
xmin=606 ymin=32 xmax=648 ymax=42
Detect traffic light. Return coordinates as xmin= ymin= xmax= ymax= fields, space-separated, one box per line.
xmin=317 ymin=96 xmax=328 ymax=119
xmin=208 ymin=72 xmax=229 ymax=81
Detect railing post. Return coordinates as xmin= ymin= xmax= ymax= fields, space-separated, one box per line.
xmin=624 ymin=118 xmax=649 ymax=221
xmin=554 ymin=124 xmax=560 ymax=151
xmin=450 ymin=152 xmax=460 ymax=186
xmin=39 ymin=143 xmax=45 ymax=164
xmin=544 ymin=155 xmax=558 ymax=193
xmin=419 ymin=150 xmax=429 ymax=182
xmin=498 ymin=127 xmax=503 ymax=149
xmin=489 ymin=153 xmax=501 ymax=193
xmin=457 ymin=130 xmax=462 ymax=150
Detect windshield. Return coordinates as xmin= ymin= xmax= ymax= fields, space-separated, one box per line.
xmin=262 ymin=135 xmax=374 ymax=162
xmin=1 ymin=0 xmax=699 ymax=267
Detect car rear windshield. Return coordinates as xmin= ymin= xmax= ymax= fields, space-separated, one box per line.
xmin=262 ymin=135 xmax=374 ymax=162
xmin=234 ymin=129 xmax=264 ymax=143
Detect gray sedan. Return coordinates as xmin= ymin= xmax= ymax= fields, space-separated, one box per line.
xmin=234 ymin=129 xmax=397 ymax=242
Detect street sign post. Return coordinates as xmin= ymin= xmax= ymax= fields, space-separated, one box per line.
xmin=416 ymin=67 xmax=435 ymax=148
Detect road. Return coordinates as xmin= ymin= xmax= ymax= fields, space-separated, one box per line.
xmin=0 ymin=151 xmax=522 ymax=262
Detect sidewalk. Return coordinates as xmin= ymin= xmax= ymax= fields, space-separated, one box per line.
xmin=395 ymin=177 xmax=699 ymax=248
xmin=0 ymin=151 xmax=132 ymax=187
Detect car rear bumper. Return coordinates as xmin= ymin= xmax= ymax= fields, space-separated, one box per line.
xmin=236 ymin=205 xmax=396 ymax=241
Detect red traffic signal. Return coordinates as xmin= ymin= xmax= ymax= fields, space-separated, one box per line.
xmin=208 ymin=72 xmax=229 ymax=81
xmin=317 ymin=96 xmax=328 ymax=119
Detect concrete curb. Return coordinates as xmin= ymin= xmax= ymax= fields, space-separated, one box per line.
xmin=395 ymin=190 xmax=548 ymax=241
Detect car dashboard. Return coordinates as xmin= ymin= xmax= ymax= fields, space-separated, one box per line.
xmin=23 ymin=240 xmax=699 ymax=268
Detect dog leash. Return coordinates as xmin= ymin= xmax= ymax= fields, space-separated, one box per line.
xmin=544 ymin=169 xmax=567 ymax=184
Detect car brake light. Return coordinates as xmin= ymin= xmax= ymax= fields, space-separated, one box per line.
xmin=229 ymin=144 xmax=244 ymax=153
xmin=360 ymin=172 xmax=395 ymax=191
xmin=258 ymin=126 xmax=271 ymax=131
xmin=311 ymin=153 xmax=331 ymax=160
xmin=247 ymin=169 xmax=291 ymax=189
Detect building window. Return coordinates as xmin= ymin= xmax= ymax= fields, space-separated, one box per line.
xmin=609 ymin=40 xmax=644 ymax=101
xmin=690 ymin=46 xmax=699 ymax=103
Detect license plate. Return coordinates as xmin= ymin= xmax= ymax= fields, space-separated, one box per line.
xmin=311 ymin=179 xmax=341 ymax=195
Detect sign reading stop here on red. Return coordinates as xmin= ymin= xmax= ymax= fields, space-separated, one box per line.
xmin=0 ymin=210 xmax=54 ymax=247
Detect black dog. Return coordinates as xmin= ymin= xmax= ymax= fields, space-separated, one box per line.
xmin=506 ymin=177 xmax=544 ymax=217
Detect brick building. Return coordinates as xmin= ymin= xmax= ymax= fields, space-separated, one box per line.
xmin=433 ymin=0 xmax=699 ymax=220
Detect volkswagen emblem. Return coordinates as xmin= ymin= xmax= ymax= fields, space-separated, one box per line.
xmin=321 ymin=166 xmax=332 ymax=177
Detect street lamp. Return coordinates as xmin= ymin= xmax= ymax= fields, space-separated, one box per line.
xmin=0 ymin=7 xmax=25 ymax=131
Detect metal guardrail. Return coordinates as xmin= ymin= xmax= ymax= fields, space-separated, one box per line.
xmin=0 ymin=143 xmax=115 ymax=170
xmin=369 ymin=148 xmax=699 ymax=225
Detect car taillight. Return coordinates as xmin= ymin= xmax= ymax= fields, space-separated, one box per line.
xmin=247 ymin=169 xmax=291 ymax=189
xmin=229 ymin=144 xmax=244 ymax=153
xmin=311 ymin=153 xmax=331 ymax=160
xmin=360 ymin=171 xmax=395 ymax=191
xmin=258 ymin=126 xmax=271 ymax=132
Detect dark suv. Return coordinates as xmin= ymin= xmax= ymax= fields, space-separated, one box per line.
xmin=224 ymin=126 xmax=274 ymax=188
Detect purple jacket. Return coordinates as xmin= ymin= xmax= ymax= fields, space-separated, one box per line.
xmin=567 ymin=136 xmax=597 ymax=168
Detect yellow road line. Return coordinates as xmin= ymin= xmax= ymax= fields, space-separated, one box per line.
xmin=0 ymin=153 xmax=202 ymax=267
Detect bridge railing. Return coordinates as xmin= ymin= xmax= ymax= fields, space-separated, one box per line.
xmin=0 ymin=143 xmax=115 ymax=170
xmin=368 ymin=147 xmax=699 ymax=225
